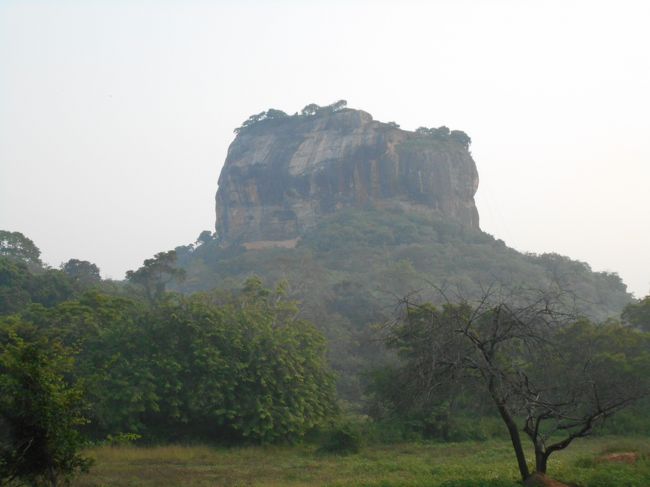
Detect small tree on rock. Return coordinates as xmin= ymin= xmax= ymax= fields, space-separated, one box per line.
xmin=195 ymin=230 xmax=214 ymax=246
xmin=301 ymin=103 xmax=321 ymax=116
xmin=449 ymin=129 xmax=471 ymax=149
xmin=329 ymin=99 xmax=347 ymax=112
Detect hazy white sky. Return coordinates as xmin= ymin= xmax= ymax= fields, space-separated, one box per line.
xmin=1 ymin=1 xmax=649 ymax=297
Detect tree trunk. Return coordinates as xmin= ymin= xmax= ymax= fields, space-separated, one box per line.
xmin=495 ymin=402 xmax=530 ymax=481
xmin=535 ymin=449 xmax=548 ymax=474
xmin=48 ymin=465 xmax=59 ymax=487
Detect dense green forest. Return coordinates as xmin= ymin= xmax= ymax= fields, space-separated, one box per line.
xmin=173 ymin=209 xmax=633 ymax=402
xmin=1 ymin=227 xmax=649 ymax=485
xmin=1 ymin=232 xmax=337 ymax=484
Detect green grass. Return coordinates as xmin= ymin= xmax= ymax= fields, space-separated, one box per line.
xmin=73 ymin=437 xmax=650 ymax=487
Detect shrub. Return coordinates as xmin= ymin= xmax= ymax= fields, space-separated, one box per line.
xmin=0 ymin=331 xmax=92 ymax=485
xmin=105 ymin=432 xmax=142 ymax=447
xmin=318 ymin=423 xmax=362 ymax=454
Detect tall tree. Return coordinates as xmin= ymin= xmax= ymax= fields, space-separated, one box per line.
xmin=0 ymin=324 xmax=91 ymax=486
xmin=126 ymin=250 xmax=185 ymax=303
xmin=0 ymin=258 xmax=32 ymax=315
xmin=382 ymin=287 xmax=650 ymax=482
xmin=195 ymin=230 xmax=213 ymax=246
xmin=622 ymin=295 xmax=650 ymax=331
xmin=61 ymin=259 xmax=101 ymax=287
xmin=0 ymin=258 xmax=76 ymax=314
xmin=0 ymin=230 xmax=41 ymax=266
xmin=15 ymin=280 xmax=337 ymax=443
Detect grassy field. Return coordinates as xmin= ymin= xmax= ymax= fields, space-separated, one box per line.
xmin=72 ymin=437 xmax=650 ymax=487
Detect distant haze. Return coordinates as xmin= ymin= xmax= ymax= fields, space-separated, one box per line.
xmin=1 ymin=1 xmax=649 ymax=297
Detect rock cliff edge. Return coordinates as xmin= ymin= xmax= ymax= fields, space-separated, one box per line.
xmin=215 ymin=105 xmax=480 ymax=245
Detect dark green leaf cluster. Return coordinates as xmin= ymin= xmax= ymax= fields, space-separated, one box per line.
xmin=622 ymin=295 xmax=650 ymax=331
xmin=176 ymin=209 xmax=632 ymax=404
xmin=299 ymin=209 xmax=489 ymax=251
xmin=0 ymin=327 xmax=91 ymax=485
xmin=317 ymin=421 xmax=362 ymax=454
xmin=233 ymin=108 xmax=290 ymax=134
xmin=371 ymin=295 xmax=650 ymax=478
xmin=299 ymin=100 xmax=347 ymax=117
xmin=234 ymin=100 xmax=349 ymax=134
xmin=1 ymin=279 xmax=336 ymax=446
xmin=61 ymin=259 xmax=101 ymax=287
xmin=0 ymin=242 xmax=337 ymax=480
xmin=0 ymin=231 xmax=118 ymax=315
xmin=125 ymin=250 xmax=186 ymax=303
xmin=0 ymin=230 xmax=42 ymax=266
xmin=415 ymin=125 xmax=450 ymax=137
xmin=414 ymin=126 xmax=471 ymax=148
xmin=0 ymin=257 xmax=76 ymax=314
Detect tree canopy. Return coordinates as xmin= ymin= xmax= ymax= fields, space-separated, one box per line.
xmin=377 ymin=287 xmax=650 ymax=481
xmin=61 ymin=259 xmax=101 ymax=286
xmin=0 ymin=228 xmax=646 ymax=485
xmin=0 ymin=326 xmax=91 ymax=485
xmin=0 ymin=230 xmax=41 ymax=266
xmin=125 ymin=250 xmax=185 ymax=303
xmin=1 ymin=276 xmax=337 ymax=446
xmin=235 ymin=100 xmax=350 ymax=133
xmin=622 ymin=295 xmax=650 ymax=331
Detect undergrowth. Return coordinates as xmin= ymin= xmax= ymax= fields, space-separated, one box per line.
xmin=73 ymin=436 xmax=650 ymax=487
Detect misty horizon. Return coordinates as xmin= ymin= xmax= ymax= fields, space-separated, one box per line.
xmin=1 ymin=1 xmax=648 ymax=296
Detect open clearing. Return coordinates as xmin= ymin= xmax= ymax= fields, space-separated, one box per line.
xmin=74 ymin=437 xmax=649 ymax=487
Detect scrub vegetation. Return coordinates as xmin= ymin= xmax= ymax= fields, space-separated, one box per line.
xmin=1 ymin=225 xmax=648 ymax=486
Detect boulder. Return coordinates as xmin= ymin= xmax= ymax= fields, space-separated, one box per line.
xmin=215 ymin=107 xmax=479 ymax=245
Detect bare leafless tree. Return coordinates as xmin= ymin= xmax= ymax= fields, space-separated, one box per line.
xmin=384 ymin=285 xmax=650 ymax=481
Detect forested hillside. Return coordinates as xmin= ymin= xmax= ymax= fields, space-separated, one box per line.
xmin=1 ymin=108 xmax=644 ymax=486
xmin=174 ymin=209 xmax=632 ymax=401
xmin=180 ymin=104 xmax=635 ymax=402
xmin=1 ymin=234 xmax=338 ymax=484
xmin=1 ymin=222 xmax=647 ymax=485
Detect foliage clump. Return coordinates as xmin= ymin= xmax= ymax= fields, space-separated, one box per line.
xmin=317 ymin=422 xmax=362 ymax=455
xmin=1 ymin=277 xmax=336 ymax=445
xmin=414 ymin=126 xmax=472 ymax=148
xmin=0 ymin=230 xmax=42 ymax=266
xmin=1 ymin=227 xmax=648 ymax=485
xmin=0 ymin=241 xmax=339 ymax=481
xmin=371 ymin=288 xmax=650 ymax=481
xmin=176 ymin=209 xmax=633 ymax=405
xmin=234 ymin=100 xmax=349 ymax=134
xmin=622 ymin=295 xmax=650 ymax=331
xmin=0 ymin=329 xmax=91 ymax=486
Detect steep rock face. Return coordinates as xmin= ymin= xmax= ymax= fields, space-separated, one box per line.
xmin=215 ymin=108 xmax=479 ymax=245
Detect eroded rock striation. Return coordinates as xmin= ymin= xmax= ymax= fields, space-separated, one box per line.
xmin=215 ymin=106 xmax=480 ymax=245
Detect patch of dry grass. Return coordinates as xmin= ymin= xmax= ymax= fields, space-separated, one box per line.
xmin=73 ymin=437 xmax=650 ymax=487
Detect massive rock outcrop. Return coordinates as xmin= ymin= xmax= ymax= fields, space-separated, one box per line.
xmin=215 ymin=106 xmax=479 ymax=246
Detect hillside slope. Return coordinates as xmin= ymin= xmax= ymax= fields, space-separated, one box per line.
xmin=176 ymin=209 xmax=631 ymax=401
xmin=176 ymin=103 xmax=632 ymax=401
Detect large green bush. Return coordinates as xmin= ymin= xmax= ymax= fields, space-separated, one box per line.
xmin=0 ymin=328 xmax=91 ymax=485
xmin=1 ymin=279 xmax=337 ymax=445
